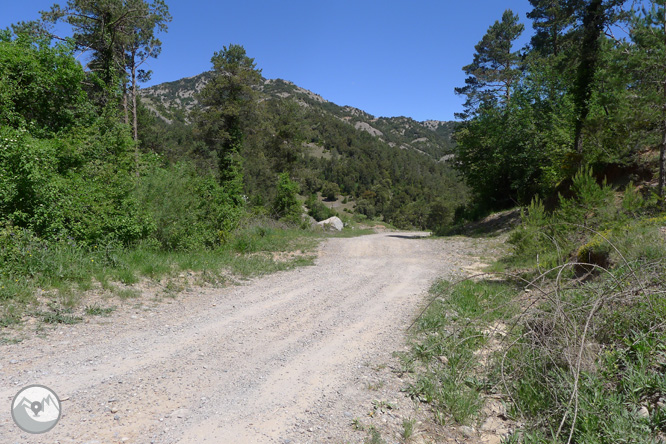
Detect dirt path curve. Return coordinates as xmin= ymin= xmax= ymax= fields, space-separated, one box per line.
xmin=1 ymin=232 xmax=488 ymax=444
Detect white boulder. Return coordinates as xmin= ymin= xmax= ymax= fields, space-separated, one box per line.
xmin=317 ymin=216 xmax=343 ymax=231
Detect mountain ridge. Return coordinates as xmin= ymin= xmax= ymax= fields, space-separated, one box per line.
xmin=140 ymin=72 xmax=456 ymax=160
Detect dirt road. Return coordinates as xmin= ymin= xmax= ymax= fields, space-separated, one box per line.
xmin=0 ymin=232 xmax=488 ymax=443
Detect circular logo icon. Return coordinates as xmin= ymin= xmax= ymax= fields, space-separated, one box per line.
xmin=11 ymin=385 xmax=61 ymax=434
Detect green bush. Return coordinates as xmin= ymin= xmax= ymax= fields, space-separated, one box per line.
xmin=305 ymin=194 xmax=336 ymax=221
xmin=0 ymin=118 xmax=153 ymax=246
xmin=136 ymin=163 xmax=241 ymax=250
xmin=321 ymin=182 xmax=340 ymax=201
xmin=428 ymin=199 xmax=455 ymax=235
xmin=0 ymin=33 xmax=93 ymax=136
xmin=558 ymin=166 xmax=615 ymax=226
xmin=272 ymin=172 xmax=301 ymax=223
xmin=508 ymin=167 xmax=653 ymax=269
xmin=0 ymin=127 xmax=63 ymax=237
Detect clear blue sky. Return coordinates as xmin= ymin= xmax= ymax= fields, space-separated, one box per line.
xmin=2 ymin=1 xmax=535 ymax=122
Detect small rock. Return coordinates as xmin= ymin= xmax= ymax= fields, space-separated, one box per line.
xmin=460 ymin=425 xmax=475 ymax=437
xmin=9 ymin=359 xmax=18 ymax=364
xmin=438 ymin=355 xmax=449 ymax=365
xmin=172 ymin=408 xmax=190 ymax=419
xmin=110 ymin=407 xmax=118 ymax=414
xmin=114 ymin=415 xmax=120 ymax=421
xmin=638 ymin=406 xmax=650 ymax=419
xmin=480 ymin=433 xmax=503 ymax=444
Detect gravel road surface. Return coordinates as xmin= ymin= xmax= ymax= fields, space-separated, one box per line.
xmin=0 ymin=231 xmax=489 ymax=443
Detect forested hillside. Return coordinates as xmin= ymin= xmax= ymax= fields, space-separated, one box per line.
xmin=0 ymin=0 xmax=466 ymax=254
xmin=138 ymin=72 xmax=463 ymax=229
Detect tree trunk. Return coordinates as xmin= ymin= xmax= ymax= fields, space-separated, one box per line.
xmin=132 ymin=65 xmax=138 ymax=142
xmin=573 ymin=0 xmax=604 ymax=157
xmin=657 ymin=112 xmax=666 ymax=208
xmin=131 ymin=49 xmax=139 ymax=177
xmin=661 ymin=7 xmax=666 ymax=206
xmin=123 ymin=89 xmax=129 ymax=125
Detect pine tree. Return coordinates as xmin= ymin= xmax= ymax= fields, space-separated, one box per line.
xmin=528 ymin=0 xmax=581 ymax=56
xmin=193 ymin=44 xmax=262 ymax=203
xmin=627 ymin=0 xmax=666 ymax=204
xmin=455 ymin=9 xmax=524 ymax=118
xmin=41 ymin=0 xmax=169 ymax=106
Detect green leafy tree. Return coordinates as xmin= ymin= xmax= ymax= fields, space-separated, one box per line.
xmin=272 ymin=173 xmax=301 ymax=223
xmin=41 ymin=0 xmax=170 ymax=113
xmin=321 ymin=182 xmax=340 ymax=201
xmin=0 ymin=31 xmax=92 ymax=136
xmin=193 ymin=44 xmax=262 ymax=203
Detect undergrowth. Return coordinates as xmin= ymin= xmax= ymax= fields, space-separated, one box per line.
xmin=406 ymin=168 xmax=666 ymax=442
xmin=403 ymin=279 xmax=520 ymax=425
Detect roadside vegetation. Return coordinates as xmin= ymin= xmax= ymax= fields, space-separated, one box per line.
xmin=404 ymin=168 xmax=666 ymax=442
xmin=396 ymin=2 xmax=666 ymax=439
xmin=0 ymin=3 xmax=385 ymax=329
xmin=0 ymin=215 xmax=374 ymax=329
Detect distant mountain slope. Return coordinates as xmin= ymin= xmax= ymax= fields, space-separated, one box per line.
xmin=140 ymin=73 xmax=456 ymax=160
xmin=138 ymin=72 xmax=467 ymax=230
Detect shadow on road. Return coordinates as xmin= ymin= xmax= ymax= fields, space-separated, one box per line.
xmin=387 ymin=234 xmax=430 ymax=240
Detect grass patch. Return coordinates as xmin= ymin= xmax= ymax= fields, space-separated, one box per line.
xmin=402 ymin=418 xmax=416 ymax=439
xmin=494 ymin=257 xmax=666 ymax=443
xmin=366 ymin=380 xmax=385 ymax=391
xmin=114 ymin=287 xmax=141 ymax=300
xmin=364 ymin=426 xmax=385 ymax=444
xmin=84 ymin=304 xmax=116 ymax=316
xmin=404 ymin=279 xmax=519 ymax=425
xmin=36 ymin=303 xmax=82 ymax=324
xmin=408 ymin=246 xmax=666 ymax=441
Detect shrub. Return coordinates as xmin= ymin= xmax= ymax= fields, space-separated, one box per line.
xmin=508 ymin=167 xmax=650 ymax=268
xmin=0 ymin=34 xmax=93 ymax=136
xmin=575 ymin=229 xmax=612 ymax=273
xmin=305 ymin=194 xmax=336 ymax=222
xmin=272 ymin=172 xmax=301 ymax=223
xmin=321 ymin=182 xmax=340 ymax=201
xmin=136 ymin=163 xmax=241 ymax=250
